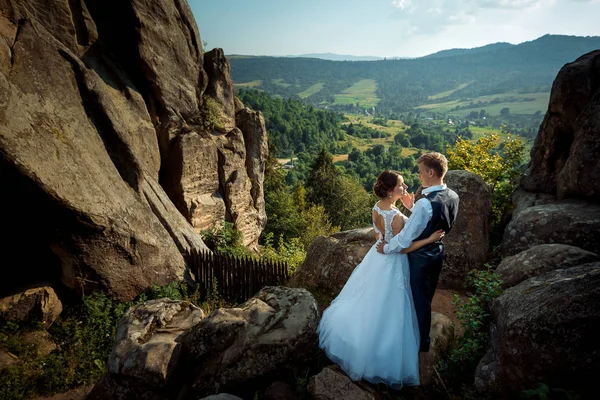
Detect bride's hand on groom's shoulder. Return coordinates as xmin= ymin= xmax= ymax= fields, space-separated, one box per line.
xmin=376 ymin=240 xmax=387 ymax=254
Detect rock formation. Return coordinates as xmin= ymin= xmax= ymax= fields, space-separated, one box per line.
xmin=0 ymin=0 xmax=268 ymax=301
xmin=477 ymin=50 xmax=600 ymax=395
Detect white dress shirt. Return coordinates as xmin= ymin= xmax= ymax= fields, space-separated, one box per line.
xmin=383 ymin=184 xmax=447 ymax=254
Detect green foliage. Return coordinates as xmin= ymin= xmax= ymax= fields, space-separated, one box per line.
xmin=0 ymin=281 xmax=208 ymax=399
xmin=261 ymin=233 xmax=306 ymax=274
xmin=447 ymin=133 xmax=525 ymax=235
xmin=195 ymin=95 xmax=222 ymax=132
xmin=437 ymin=266 xmax=503 ymax=389
xmin=200 ymin=221 xmax=254 ymax=258
xmin=520 ymin=383 xmax=582 ymax=400
xmin=230 ymin=35 xmax=600 ymax=115
xmin=237 ymin=89 xmax=347 ymax=158
xmin=305 ymin=149 xmax=371 ymax=231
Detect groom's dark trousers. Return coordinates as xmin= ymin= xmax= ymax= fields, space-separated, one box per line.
xmin=408 ymin=247 xmax=444 ymax=352
xmin=408 ymin=188 xmax=459 ymax=351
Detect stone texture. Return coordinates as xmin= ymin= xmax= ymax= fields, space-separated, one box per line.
xmin=236 ymin=105 xmax=268 ymax=245
xmin=419 ymin=312 xmax=455 ymax=386
xmin=287 ymin=228 xmax=374 ymax=298
xmin=90 ymin=287 xmax=320 ymax=400
xmin=263 ymin=381 xmax=299 ymax=400
xmin=31 ymin=385 xmax=94 ymax=400
xmin=474 ymin=263 xmax=600 ymax=394
xmin=89 ymin=298 xmax=204 ymax=399
xmin=0 ymin=1 xmax=268 ymax=300
xmin=308 ymin=366 xmax=377 ymax=400
xmin=0 ymin=348 xmax=19 ymax=372
xmin=499 ymin=199 xmax=600 ymax=257
xmin=181 ymin=286 xmax=319 ymax=398
xmin=22 ymin=330 xmax=57 ymax=358
xmin=443 ymin=170 xmax=492 ymax=289
xmin=0 ymin=0 xmax=214 ymax=301
xmin=496 ymin=243 xmax=599 ymax=288
xmin=521 ymin=50 xmax=600 ymax=201
xmin=0 ymin=287 xmax=62 ymax=326
xmin=203 ymin=48 xmax=236 ymax=133
xmin=163 ymin=131 xmax=226 ymax=234
xmin=216 ymin=128 xmax=263 ymax=248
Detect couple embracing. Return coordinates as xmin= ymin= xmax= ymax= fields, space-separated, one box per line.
xmin=317 ymin=152 xmax=460 ymax=389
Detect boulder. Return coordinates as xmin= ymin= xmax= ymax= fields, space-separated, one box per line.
xmin=263 ymin=381 xmax=299 ymax=400
xmin=0 ymin=0 xmax=214 ymax=301
xmin=180 ymin=286 xmax=319 ymax=398
xmin=497 ymin=244 xmax=599 ymax=288
xmin=307 ymin=366 xmax=376 ymax=400
xmin=499 ymin=200 xmax=600 ymax=257
xmin=0 ymin=349 xmax=19 ymax=372
xmin=89 ymin=299 xmax=204 ymax=399
xmin=0 ymin=287 xmax=62 ymax=326
xmin=521 ymin=50 xmax=600 ymax=201
xmin=287 ymin=228 xmax=374 ymax=298
xmin=443 ymin=170 xmax=492 ymax=289
xmin=475 ymin=262 xmax=600 ymax=394
xmin=419 ymin=312 xmax=455 ymax=386
xmin=22 ymin=330 xmax=57 ymax=358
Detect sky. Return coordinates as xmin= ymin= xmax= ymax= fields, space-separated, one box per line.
xmin=189 ymin=0 xmax=600 ymax=58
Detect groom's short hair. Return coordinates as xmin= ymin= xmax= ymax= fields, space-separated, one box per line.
xmin=417 ymin=152 xmax=448 ymax=178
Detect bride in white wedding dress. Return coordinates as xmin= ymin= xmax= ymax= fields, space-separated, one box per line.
xmin=317 ymin=170 xmax=444 ymax=389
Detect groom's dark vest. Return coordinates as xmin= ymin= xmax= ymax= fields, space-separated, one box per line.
xmin=410 ymin=188 xmax=459 ymax=258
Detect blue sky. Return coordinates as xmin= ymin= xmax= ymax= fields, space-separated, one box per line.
xmin=190 ymin=0 xmax=600 ymax=58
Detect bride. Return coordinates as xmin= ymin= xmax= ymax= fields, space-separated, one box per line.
xmin=317 ymin=170 xmax=444 ymax=389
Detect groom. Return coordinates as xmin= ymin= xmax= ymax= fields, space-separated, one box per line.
xmin=377 ymin=152 xmax=459 ymax=352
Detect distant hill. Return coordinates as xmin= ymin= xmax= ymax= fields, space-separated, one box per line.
xmin=228 ymin=34 xmax=600 ymax=116
xmin=290 ymin=53 xmax=385 ymax=61
xmin=422 ymin=42 xmax=514 ymax=59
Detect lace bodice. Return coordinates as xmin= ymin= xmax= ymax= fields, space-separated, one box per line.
xmin=372 ymin=203 xmax=408 ymax=243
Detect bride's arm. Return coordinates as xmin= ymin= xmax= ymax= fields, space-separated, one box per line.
xmin=391 ymin=214 xmax=405 ymax=236
xmin=400 ymin=230 xmax=445 ymax=254
xmin=372 ymin=210 xmax=385 ymax=241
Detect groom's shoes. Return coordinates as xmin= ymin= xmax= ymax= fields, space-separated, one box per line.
xmin=419 ymin=339 xmax=430 ymax=353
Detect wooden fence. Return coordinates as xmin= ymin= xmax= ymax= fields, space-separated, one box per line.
xmin=186 ymin=249 xmax=290 ymax=303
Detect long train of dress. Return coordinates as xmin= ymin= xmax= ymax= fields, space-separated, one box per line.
xmin=317 ymin=243 xmax=420 ymax=389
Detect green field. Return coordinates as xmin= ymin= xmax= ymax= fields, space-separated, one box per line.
xmin=298 ymin=83 xmax=324 ymax=98
xmin=427 ymin=83 xmax=472 ymax=100
xmin=272 ymin=78 xmax=292 ymax=88
xmin=418 ymin=91 xmax=550 ymax=116
xmin=342 ymin=113 xmax=407 ymax=136
xmin=334 ymin=79 xmax=380 ymax=108
xmin=233 ymin=80 xmax=262 ymax=88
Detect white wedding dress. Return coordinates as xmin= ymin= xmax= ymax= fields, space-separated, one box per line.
xmin=317 ymin=203 xmax=421 ymax=388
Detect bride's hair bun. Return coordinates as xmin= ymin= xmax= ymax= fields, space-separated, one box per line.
xmin=373 ymin=170 xmax=401 ymax=198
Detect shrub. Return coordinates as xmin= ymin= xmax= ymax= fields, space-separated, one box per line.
xmin=437 ymin=266 xmax=503 ymax=389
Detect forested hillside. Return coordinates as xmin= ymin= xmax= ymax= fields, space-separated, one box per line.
xmin=230 ymin=35 xmax=600 ymax=115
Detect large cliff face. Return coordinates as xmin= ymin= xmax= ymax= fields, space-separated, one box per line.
xmin=0 ymin=0 xmax=267 ymax=300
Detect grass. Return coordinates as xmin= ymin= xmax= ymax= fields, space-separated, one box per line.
xmin=417 ymin=91 xmax=550 ymax=116
xmin=427 ymin=82 xmax=472 ymax=100
xmin=334 ymin=79 xmax=379 ymax=108
xmin=343 ymin=113 xmax=407 ymax=136
xmin=272 ymin=78 xmax=292 ymax=88
xmin=233 ymin=80 xmax=262 ymax=88
xmin=298 ymin=83 xmax=324 ymax=98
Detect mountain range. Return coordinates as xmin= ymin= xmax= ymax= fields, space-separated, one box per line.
xmin=228 ymin=34 xmax=600 ymax=116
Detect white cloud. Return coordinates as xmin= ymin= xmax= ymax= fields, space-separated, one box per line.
xmin=391 ymin=0 xmax=412 ymax=9
xmin=475 ymin=0 xmax=547 ymax=8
